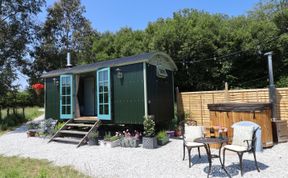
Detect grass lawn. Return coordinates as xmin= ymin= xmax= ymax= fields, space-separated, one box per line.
xmin=0 ymin=107 xmax=44 ymax=135
xmin=0 ymin=156 xmax=88 ymax=178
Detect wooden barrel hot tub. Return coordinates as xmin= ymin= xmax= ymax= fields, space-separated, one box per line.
xmin=207 ymin=102 xmax=273 ymax=148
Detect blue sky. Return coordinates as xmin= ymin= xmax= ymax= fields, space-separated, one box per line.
xmin=17 ymin=0 xmax=261 ymax=89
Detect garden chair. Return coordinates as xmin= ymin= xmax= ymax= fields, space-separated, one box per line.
xmin=223 ymin=125 xmax=260 ymax=176
xmin=180 ymin=120 xmax=205 ymax=168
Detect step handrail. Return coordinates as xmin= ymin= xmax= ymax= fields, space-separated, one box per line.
xmin=77 ymin=120 xmax=101 ymax=148
xmin=48 ymin=119 xmax=72 ymax=143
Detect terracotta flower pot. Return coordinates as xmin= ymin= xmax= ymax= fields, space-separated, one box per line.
xmin=27 ymin=130 xmax=36 ymax=137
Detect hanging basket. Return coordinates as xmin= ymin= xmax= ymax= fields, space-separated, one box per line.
xmin=32 ymin=83 xmax=44 ymax=96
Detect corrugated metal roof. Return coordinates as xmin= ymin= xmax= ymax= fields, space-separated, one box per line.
xmin=41 ymin=52 xmax=177 ymax=78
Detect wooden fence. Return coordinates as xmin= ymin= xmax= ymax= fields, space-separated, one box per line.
xmin=177 ymin=87 xmax=288 ymax=127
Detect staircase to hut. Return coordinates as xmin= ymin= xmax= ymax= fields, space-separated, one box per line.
xmin=48 ymin=117 xmax=100 ymax=148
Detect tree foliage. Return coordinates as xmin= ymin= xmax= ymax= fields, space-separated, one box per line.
xmin=0 ymin=0 xmax=44 ymax=107
xmin=25 ymin=0 xmax=97 ymax=84
xmin=26 ymin=0 xmax=288 ymax=93
xmin=90 ymin=2 xmax=288 ymax=91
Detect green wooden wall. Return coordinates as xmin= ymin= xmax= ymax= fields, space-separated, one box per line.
xmin=146 ymin=64 xmax=174 ymax=125
xmin=45 ymin=77 xmax=60 ymax=119
xmin=111 ymin=63 xmax=145 ymax=124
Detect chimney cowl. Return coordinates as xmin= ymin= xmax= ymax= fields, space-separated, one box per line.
xmin=66 ymin=52 xmax=72 ymax=68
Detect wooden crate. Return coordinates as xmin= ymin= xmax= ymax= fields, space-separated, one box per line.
xmin=272 ymin=120 xmax=288 ymax=143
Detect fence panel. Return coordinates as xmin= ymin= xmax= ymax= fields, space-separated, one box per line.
xmin=177 ymin=87 xmax=288 ymax=127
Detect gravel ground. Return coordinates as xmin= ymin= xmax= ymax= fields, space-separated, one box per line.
xmin=0 ymin=116 xmax=288 ymax=178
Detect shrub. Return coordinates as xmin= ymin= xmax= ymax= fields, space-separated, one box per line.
xmin=51 ymin=122 xmax=65 ymax=135
xmin=109 ymin=135 xmax=120 ymax=142
xmin=143 ymin=115 xmax=155 ymax=137
xmin=104 ymin=132 xmax=120 ymax=142
xmin=104 ymin=132 xmax=112 ymax=141
xmin=88 ymin=130 xmax=99 ymax=141
xmin=156 ymin=130 xmax=168 ymax=140
xmin=27 ymin=122 xmax=39 ymax=130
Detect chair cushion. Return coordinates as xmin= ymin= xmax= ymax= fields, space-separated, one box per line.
xmin=185 ymin=141 xmax=204 ymax=147
xmin=232 ymin=125 xmax=254 ymax=148
xmin=184 ymin=125 xmax=204 ymax=142
xmin=224 ymin=145 xmax=247 ymax=152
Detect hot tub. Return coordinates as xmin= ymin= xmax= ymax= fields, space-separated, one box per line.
xmin=207 ymin=102 xmax=273 ymax=147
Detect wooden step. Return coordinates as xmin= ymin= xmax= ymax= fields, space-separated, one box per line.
xmin=66 ymin=123 xmax=94 ymax=127
xmin=59 ymin=130 xmax=88 ymax=135
xmin=49 ymin=118 xmax=101 ymax=148
xmin=52 ymin=137 xmax=82 ymax=144
xmin=74 ymin=117 xmax=98 ymax=121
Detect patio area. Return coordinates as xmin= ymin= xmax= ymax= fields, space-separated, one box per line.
xmin=0 ymin=121 xmax=287 ymax=178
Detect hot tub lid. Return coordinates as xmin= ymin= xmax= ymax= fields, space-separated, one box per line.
xmin=207 ymin=102 xmax=271 ymax=112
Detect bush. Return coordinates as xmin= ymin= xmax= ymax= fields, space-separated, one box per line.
xmin=88 ymin=130 xmax=99 ymax=141
xmin=104 ymin=132 xmax=112 ymax=141
xmin=104 ymin=132 xmax=120 ymax=142
xmin=156 ymin=130 xmax=168 ymax=140
xmin=0 ymin=123 xmax=8 ymax=131
xmin=51 ymin=122 xmax=65 ymax=135
xmin=143 ymin=115 xmax=155 ymax=137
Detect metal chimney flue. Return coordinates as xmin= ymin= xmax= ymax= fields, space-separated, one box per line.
xmin=264 ymin=51 xmax=277 ymax=121
xmin=66 ymin=52 xmax=72 ymax=67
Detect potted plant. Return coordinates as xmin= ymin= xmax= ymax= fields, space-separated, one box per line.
xmin=88 ymin=130 xmax=99 ymax=145
xmin=101 ymin=132 xmax=121 ymax=148
xmin=167 ymin=114 xmax=177 ymax=138
xmin=120 ymin=129 xmax=141 ymax=148
xmin=175 ymin=121 xmax=184 ymax=137
xmin=26 ymin=122 xmax=39 ymax=137
xmin=142 ymin=115 xmax=157 ymax=149
xmin=156 ymin=131 xmax=169 ymax=146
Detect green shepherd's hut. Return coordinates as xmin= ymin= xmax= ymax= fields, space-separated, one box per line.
xmin=42 ymin=52 xmax=178 ymax=127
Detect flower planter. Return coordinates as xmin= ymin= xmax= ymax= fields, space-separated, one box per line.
xmin=157 ymin=137 xmax=169 ymax=146
xmin=99 ymin=140 xmax=106 ymax=147
xmin=166 ymin=131 xmax=175 ymax=138
xmin=175 ymin=130 xmax=182 ymax=137
xmin=120 ymin=137 xmax=140 ymax=148
xmin=105 ymin=139 xmax=120 ymax=148
xmin=142 ymin=136 xmax=157 ymax=149
xmin=99 ymin=139 xmax=120 ymax=148
xmin=88 ymin=139 xmax=98 ymax=146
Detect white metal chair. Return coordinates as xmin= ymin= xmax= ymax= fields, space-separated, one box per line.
xmin=181 ymin=120 xmax=205 ymax=168
xmin=223 ymin=125 xmax=260 ymax=176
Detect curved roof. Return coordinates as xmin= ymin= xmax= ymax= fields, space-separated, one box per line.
xmin=41 ymin=52 xmax=177 ymax=78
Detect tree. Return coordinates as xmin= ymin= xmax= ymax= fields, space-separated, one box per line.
xmin=91 ymin=2 xmax=288 ymax=91
xmin=92 ymin=28 xmax=147 ymax=61
xmin=0 ymin=0 xmax=44 ymax=106
xmin=26 ymin=0 xmax=97 ymax=82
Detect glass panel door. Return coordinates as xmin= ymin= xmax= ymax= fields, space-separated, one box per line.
xmin=97 ymin=68 xmax=111 ymax=120
xmin=60 ymin=75 xmax=73 ymax=119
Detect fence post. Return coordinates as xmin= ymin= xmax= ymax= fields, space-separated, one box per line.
xmin=224 ymin=82 xmax=229 ymax=102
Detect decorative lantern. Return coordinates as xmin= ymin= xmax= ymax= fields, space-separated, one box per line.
xmin=32 ymin=83 xmax=44 ymax=96
xmin=116 ymin=68 xmax=123 ymax=79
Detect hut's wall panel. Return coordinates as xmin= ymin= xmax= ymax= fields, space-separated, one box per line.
xmin=111 ymin=63 xmax=145 ymax=124
xmin=45 ymin=77 xmax=60 ymax=119
xmin=146 ymin=64 xmax=174 ymax=126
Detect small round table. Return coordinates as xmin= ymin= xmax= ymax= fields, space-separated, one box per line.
xmin=195 ymin=137 xmax=231 ymax=178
